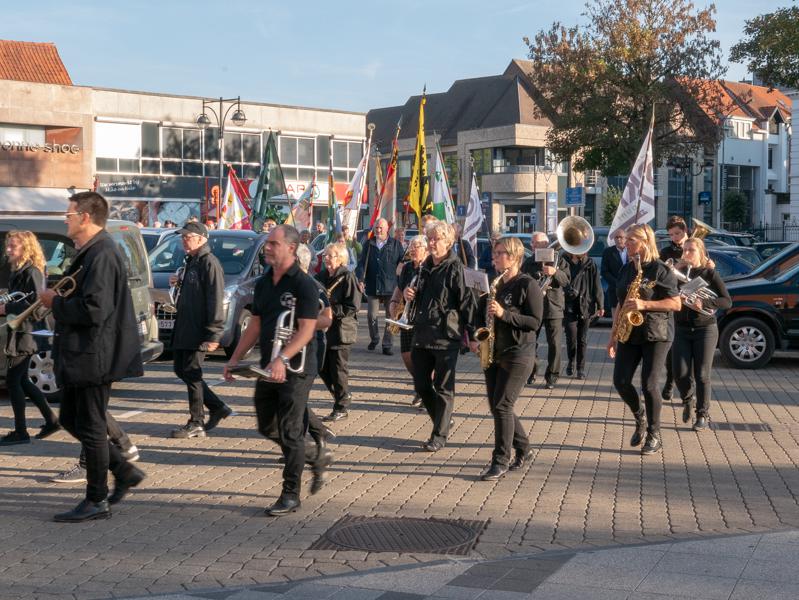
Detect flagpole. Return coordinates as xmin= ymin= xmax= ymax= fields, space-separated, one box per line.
xmin=634 ymin=105 xmax=656 ymax=225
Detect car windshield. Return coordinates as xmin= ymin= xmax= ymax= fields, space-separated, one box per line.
xmin=744 ymin=243 xmax=799 ymax=280
xmin=149 ymin=235 xmax=258 ymax=275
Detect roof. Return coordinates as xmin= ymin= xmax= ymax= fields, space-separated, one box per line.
xmin=719 ymin=80 xmax=792 ymax=124
xmin=0 ymin=40 xmax=72 ymax=85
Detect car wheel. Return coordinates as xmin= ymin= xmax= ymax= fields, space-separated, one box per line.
xmin=720 ymin=317 xmax=776 ymax=369
xmin=28 ymin=350 xmax=62 ymax=403
xmin=225 ymin=309 xmax=252 ymax=359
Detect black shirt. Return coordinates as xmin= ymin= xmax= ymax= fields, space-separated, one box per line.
xmin=659 ymin=242 xmax=684 ymax=263
xmin=477 ymin=273 xmax=543 ymax=359
xmin=520 ymin=254 xmax=571 ymax=319
xmin=398 ymin=261 xmax=422 ymax=291
xmin=616 ymin=259 xmax=679 ymax=344
xmin=252 ymin=261 xmax=320 ymax=372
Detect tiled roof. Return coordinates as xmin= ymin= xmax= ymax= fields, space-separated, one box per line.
xmin=0 ymin=40 xmax=72 ymax=85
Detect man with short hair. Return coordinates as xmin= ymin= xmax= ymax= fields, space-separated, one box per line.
xmin=41 ymin=192 xmax=145 ymax=522
xmin=601 ymin=230 xmax=628 ymax=319
xmin=356 ymin=218 xmax=404 ymax=355
xmin=312 ymin=221 xmax=326 ymax=241
xmin=658 ymin=215 xmax=689 ymax=402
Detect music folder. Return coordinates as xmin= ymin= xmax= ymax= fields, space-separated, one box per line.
xmin=464 ymin=268 xmax=489 ymax=295
xmin=535 ymin=248 xmax=555 ymax=263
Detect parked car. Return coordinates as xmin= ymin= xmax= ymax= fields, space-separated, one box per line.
xmin=148 ymin=229 xmax=267 ymax=357
xmin=707 ymin=249 xmax=754 ymax=279
xmin=140 ymin=227 xmax=168 ymax=253
xmin=716 ymin=262 xmax=799 ymax=368
xmin=711 ymin=246 xmax=762 ymax=269
xmin=705 ymin=231 xmax=757 ymax=247
xmin=0 ymin=216 xmax=163 ymax=400
xmin=726 ymin=243 xmax=799 ymax=282
xmin=755 ymin=241 xmax=794 ymax=261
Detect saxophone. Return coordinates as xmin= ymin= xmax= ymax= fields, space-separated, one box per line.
xmin=474 ymin=269 xmax=509 ymax=370
xmin=612 ymin=256 xmax=646 ymax=344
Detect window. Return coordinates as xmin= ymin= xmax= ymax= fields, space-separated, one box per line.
xmin=96 ymin=122 xmax=142 ymax=173
xmin=162 ymin=127 xmax=182 ymax=159
xmin=141 ymin=123 xmax=159 ymax=158
xmin=0 ymin=123 xmax=46 ymax=144
xmin=768 ymin=147 xmax=774 ymax=170
xmin=280 ymin=135 xmax=317 ymax=182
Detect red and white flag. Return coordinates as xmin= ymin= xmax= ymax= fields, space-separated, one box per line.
xmin=219 ymin=166 xmax=251 ymax=230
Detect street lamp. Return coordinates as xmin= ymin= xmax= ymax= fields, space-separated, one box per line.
xmin=196 ymin=96 xmax=247 ymax=220
xmin=671 ymin=155 xmax=706 ymax=227
xmin=532 ymin=156 xmax=553 ymax=233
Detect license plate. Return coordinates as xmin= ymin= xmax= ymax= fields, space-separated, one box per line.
xmin=139 ymin=320 xmax=148 ymax=336
xmin=158 ymin=319 xmax=174 ymax=329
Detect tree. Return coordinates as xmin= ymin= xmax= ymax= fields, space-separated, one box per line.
xmin=602 ymin=185 xmax=622 ymax=225
xmin=722 ymin=190 xmax=748 ymax=227
xmin=523 ymin=0 xmax=727 ymax=176
xmin=729 ymin=6 xmax=799 ymax=89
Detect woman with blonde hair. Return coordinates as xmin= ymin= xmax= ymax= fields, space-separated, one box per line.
xmin=606 ymin=223 xmax=680 ymax=456
xmin=0 ymin=230 xmax=60 ymax=445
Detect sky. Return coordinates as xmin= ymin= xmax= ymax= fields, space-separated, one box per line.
xmin=0 ymin=0 xmax=787 ymax=114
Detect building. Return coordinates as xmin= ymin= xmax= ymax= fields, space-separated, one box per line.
xmin=0 ymin=39 xmax=366 ymax=226
xmin=789 ymin=90 xmax=799 ymax=223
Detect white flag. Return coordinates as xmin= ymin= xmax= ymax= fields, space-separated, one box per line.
xmin=340 ymin=140 xmax=371 ymax=235
xmin=608 ymin=118 xmax=656 ymax=243
xmin=463 ymin=173 xmax=484 ymax=251
xmin=430 ymin=143 xmax=456 ymax=224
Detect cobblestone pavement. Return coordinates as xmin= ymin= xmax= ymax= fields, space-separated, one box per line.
xmin=1 ymin=319 xmax=799 ymax=600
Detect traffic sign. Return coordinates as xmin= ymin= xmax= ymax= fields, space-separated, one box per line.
xmin=566 ymin=186 xmax=585 ymax=207
xmin=698 ymin=191 xmax=712 ymax=205
xmin=456 ymin=205 xmax=466 ymax=217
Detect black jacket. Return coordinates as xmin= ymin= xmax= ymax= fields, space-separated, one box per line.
xmin=659 ymin=243 xmax=684 ymax=263
xmin=600 ymin=245 xmax=626 ymax=308
xmin=616 ymin=259 xmax=679 ymax=344
xmin=453 ymin=239 xmax=476 ymax=269
xmin=172 ymin=244 xmax=225 ymax=350
xmin=52 ymin=231 xmax=143 ymax=386
xmin=565 ymin=255 xmax=604 ymax=318
xmin=476 ymin=273 xmax=543 ymax=359
xmin=4 ymin=264 xmax=44 ymax=357
xmin=412 ymin=253 xmax=476 ymax=351
xmin=356 ymin=236 xmax=404 ymax=297
xmin=674 ymin=266 xmax=731 ymax=328
xmin=520 ymin=253 xmax=571 ymax=319
xmin=317 ymin=266 xmax=360 ymax=348
xmin=478 ymin=243 xmax=497 ymax=281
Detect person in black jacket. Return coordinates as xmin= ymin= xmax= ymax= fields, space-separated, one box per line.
xmin=607 ymin=224 xmax=681 ymax=456
xmin=317 ymin=242 xmax=361 ymax=422
xmin=356 ymin=218 xmax=404 ymax=355
xmin=600 ymin=230 xmax=627 ymax=319
xmin=169 ymin=222 xmax=231 ymax=439
xmin=41 ymin=192 xmax=145 ymax=522
xmin=452 ymin=223 xmax=477 ymax=268
xmin=0 ymin=231 xmax=59 ymax=445
xmin=404 ymin=221 xmax=476 ymax=452
xmin=563 ymin=252 xmax=604 ymax=379
xmin=471 ymin=237 xmax=543 ymax=480
xmin=521 ymin=232 xmax=570 ymax=389
xmin=658 ymin=216 xmax=689 ymax=401
xmin=672 ymin=237 xmax=731 ymax=431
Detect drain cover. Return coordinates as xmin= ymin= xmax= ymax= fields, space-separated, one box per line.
xmin=310 ymin=515 xmax=488 ymax=555
xmin=711 ymin=422 xmax=772 ymax=432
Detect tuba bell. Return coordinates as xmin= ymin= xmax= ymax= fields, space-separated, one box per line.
xmin=556 ymin=216 xmax=595 ymax=255
xmin=690 ymin=217 xmax=716 ymax=240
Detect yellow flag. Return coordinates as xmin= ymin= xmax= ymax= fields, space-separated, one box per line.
xmin=407 ymin=94 xmax=430 ymax=222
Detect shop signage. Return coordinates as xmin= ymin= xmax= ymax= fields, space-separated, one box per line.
xmin=0 ymin=141 xmax=81 ymax=154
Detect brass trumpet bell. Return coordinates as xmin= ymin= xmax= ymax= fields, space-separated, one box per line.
xmin=556 ymin=216 xmax=595 ymax=255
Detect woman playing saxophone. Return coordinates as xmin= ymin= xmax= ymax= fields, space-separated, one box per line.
xmin=606 ymin=224 xmax=680 ymax=456
xmin=470 ymin=237 xmax=543 ymax=480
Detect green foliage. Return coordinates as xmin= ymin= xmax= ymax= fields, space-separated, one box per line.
xmin=602 ymin=185 xmax=622 ymax=226
xmin=723 ymin=190 xmax=748 ymax=226
xmin=523 ymin=0 xmax=726 ymax=176
xmin=264 ymin=205 xmax=287 ymax=224
xmin=729 ymin=6 xmax=799 ymax=89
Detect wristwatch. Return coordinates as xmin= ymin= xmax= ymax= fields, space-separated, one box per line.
xmin=278 ymin=352 xmax=290 ymax=366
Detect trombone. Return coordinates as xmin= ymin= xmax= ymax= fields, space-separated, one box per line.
xmin=7 ymin=267 xmax=83 ymax=331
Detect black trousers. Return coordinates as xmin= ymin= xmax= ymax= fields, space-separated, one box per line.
xmin=253 ymin=374 xmax=313 ymax=499
xmin=484 ymin=354 xmax=533 ymax=466
xmin=262 ymin=404 xmax=327 ymax=465
xmin=534 ymin=318 xmax=562 ymax=380
xmin=173 ymin=349 xmax=225 ymax=424
xmin=59 ymin=384 xmax=133 ymax=503
xmin=564 ymin=313 xmax=590 ymax=372
xmin=411 ymin=347 xmax=458 ymax=446
xmin=663 ymin=317 xmax=675 ymax=394
xmin=7 ymin=354 xmax=57 ymax=434
xmin=613 ymin=341 xmax=670 ymax=435
xmin=319 ymin=346 xmax=351 ymax=411
xmin=78 ymin=412 xmax=131 ymax=469
xmin=673 ymin=324 xmax=718 ymax=417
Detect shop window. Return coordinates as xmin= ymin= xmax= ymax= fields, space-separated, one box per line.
xmin=162 ymin=161 xmax=182 ymax=175
xmin=204 ymin=127 xmax=220 ymax=161
xmin=183 ymin=130 xmax=201 ymax=160
xmin=162 ymin=128 xmax=182 ymax=159
xmin=298 ymin=138 xmax=314 ymax=166
xmin=347 ymin=141 xmax=362 ymax=168
xmin=225 ymin=133 xmax=242 ymax=163
xmin=142 ymin=159 xmax=160 ymax=174
xmin=316 ymin=135 xmax=329 ymax=166
xmin=183 ymin=162 xmax=203 ymax=176
xmin=141 ymin=123 xmax=159 ymax=158
xmin=96 ymin=158 xmax=117 ymax=172
xmin=243 ymin=134 xmax=260 ymax=163
xmin=118 ymin=159 xmax=139 ymax=173
xmin=332 ymin=140 xmax=348 ymax=168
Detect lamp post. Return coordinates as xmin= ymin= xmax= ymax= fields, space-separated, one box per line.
xmin=196 ymin=96 xmax=247 ymax=221
xmin=532 ymin=155 xmax=553 ymax=233
xmin=671 ymin=155 xmax=705 ymax=228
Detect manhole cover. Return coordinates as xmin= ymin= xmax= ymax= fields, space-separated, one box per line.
xmin=309 ymin=515 xmax=488 ymax=555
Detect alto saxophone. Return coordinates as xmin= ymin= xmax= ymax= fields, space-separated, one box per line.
xmin=612 ymin=256 xmax=646 ymax=344
xmin=474 ymin=269 xmax=508 ymax=370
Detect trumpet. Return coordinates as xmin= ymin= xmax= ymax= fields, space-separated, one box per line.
xmin=161 ymin=261 xmax=187 ymax=314
xmin=387 ymin=265 xmax=421 ymax=334
xmin=7 ymin=267 xmax=83 ymax=330
xmin=0 ymin=291 xmax=33 ymax=304
xmin=261 ymin=297 xmax=306 ymax=380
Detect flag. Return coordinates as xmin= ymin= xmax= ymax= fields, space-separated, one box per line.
xmin=288 ymin=175 xmax=317 ymax=231
xmin=250 ymin=131 xmax=288 ymax=232
xmin=341 ymin=133 xmax=372 ymax=235
xmin=219 ymin=165 xmax=251 ymax=230
xmin=326 ymin=146 xmax=340 ymax=241
xmin=430 ymin=141 xmax=456 ymax=224
xmin=370 ymin=117 xmax=401 ymax=233
xmin=463 ymin=173 xmax=484 ymax=252
xmin=607 ymin=113 xmax=656 ymax=243
xmin=407 ymin=93 xmax=430 ymax=223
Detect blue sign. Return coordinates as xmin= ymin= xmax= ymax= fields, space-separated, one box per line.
xmin=698 ymin=191 xmax=712 ymax=205
xmin=566 ymin=186 xmax=585 ymax=207
xmin=456 ymin=205 xmax=466 ymax=217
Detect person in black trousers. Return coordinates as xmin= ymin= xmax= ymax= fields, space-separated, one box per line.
xmin=600 ymin=229 xmax=627 ymax=320
xmin=471 ymin=237 xmax=543 ymax=480
xmin=404 ymin=221 xmax=476 ymax=452
xmin=317 ymin=242 xmax=361 ymax=422
xmin=607 ymin=224 xmax=681 ymax=456
xmin=563 ymin=251 xmax=604 ymax=379
xmin=521 ymin=231 xmax=570 ymax=389
xmin=41 ymin=192 xmax=145 ymax=522
xmin=0 ymin=230 xmax=59 ymax=445
xmin=169 ymin=222 xmax=231 ymax=439
xmin=224 ymin=225 xmax=320 ymax=516
xmin=672 ymin=237 xmax=731 ymax=431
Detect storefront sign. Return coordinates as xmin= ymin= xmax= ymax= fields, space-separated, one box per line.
xmin=0 ymin=141 xmax=81 ymax=154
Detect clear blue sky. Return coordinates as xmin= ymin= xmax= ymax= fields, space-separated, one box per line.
xmin=0 ymin=0 xmax=785 ymax=113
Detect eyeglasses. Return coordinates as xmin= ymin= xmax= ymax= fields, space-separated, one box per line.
xmin=492 ymin=250 xmax=510 ymax=257
xmin=64 ymin=211 xmax=84 ymax=218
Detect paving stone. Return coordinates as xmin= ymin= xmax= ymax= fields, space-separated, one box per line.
xmin=636 ymin=571 xmax=739 ymax=600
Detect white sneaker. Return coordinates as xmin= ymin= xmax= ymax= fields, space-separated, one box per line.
xmin=121 ymin=445 xmax=140 ymax=462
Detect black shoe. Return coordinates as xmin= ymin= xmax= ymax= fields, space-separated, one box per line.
xmin=310 ymin=446 xmax=333 ymax=495
xmin=35 ymin=422 xmax=61 ymax=440
xmin=662 ymin=385 xmax=673 ymax=401
xmin=265 ymin=495 xmax=301 ymax=517
xmin=576 ymin=371 xmax=586 ymax=380
xmin=481 ymin=463 xmax=508 ymax=481
xmin=641 ymin=432 xmax=662 ymax=455
xmin=509 ymin=448 xmax=534 ymax=471
xmin=382 ymin=347 xmax=394 ymax=356
xmin=682 ymin=399 xmax=694 ymax=424
xmin=53 ymin=499 xmax=110 ymax=523
xmin=693 ymin=415 xmax=709 ymax=431
xmin=545 ymin=377 xmax=557 ymax=390
xmin=0 ymin=430 xmax=31 ymax=446
xmin=322 ymin=410 xmax=348 ymax=422
xmin=367 ymin=341 xmax=378 ymax=351
xmin=411 ymin=394 xmax=422 ymax=408
xmin=422 ymin=439 xmax=444 ymax=452
xmin=566 ymin=364 xmax=574 ymax=376
xmin=630 ymin=416 xmax=646 ymax=447
xmin=204 ymin=404 xmax=233 ymax=432
xmin=527 ymin=374 xmax=537 ymax=385
xmin=108 ymin=466 xmax=146 ymax=505
xmin=170 ymin=422 xmax=206 ymax=439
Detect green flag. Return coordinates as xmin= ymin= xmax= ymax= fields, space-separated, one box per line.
xmin=251 ymin=131 xmax=288 ymax=232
